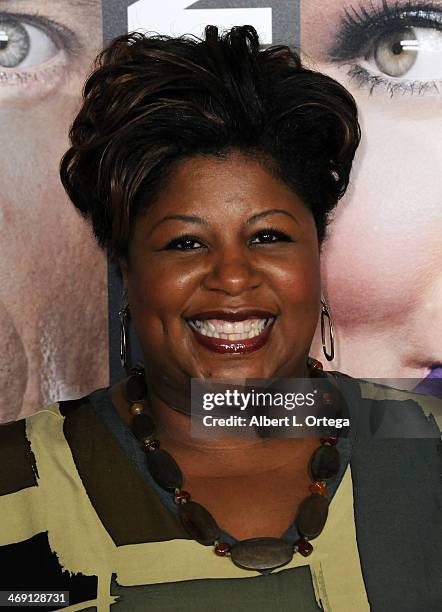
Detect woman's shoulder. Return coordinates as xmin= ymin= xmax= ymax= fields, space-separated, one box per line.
xmin=328 ymin=371 xmax=441 ymax=611
xmin=0 ymin=389 xmax=106 ymax=499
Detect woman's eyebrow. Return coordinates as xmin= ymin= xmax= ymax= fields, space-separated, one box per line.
xmin=246 ymin=209 xmax=300 ymax=226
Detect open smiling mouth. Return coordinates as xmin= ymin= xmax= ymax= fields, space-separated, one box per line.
xmin=186 ymin=312 xmax=276 ymax=354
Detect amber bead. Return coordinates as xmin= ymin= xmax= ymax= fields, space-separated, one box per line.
xmin=322 ymin=392 xmax=334 ymax=406
xmin=175 ymin=489 xmax=191 ymax=504
xmin=309 ymin=359 xmax=323 ymax=370
xmin=309 ymin=481 xmax=328 ymax=497
xmin=214 ymin=542 xmax=231 ymax=556
xmin=296 ymin=538 xmax=313 ymax=557
xmin=129 ymin=402 xmax=144 ymax=416
xmin=129 ymin=364 xmax=145 ymax=376
xmin=320 ymin=436 xmax=338 ymax=446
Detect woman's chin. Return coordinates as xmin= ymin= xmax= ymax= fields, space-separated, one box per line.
xmin=191 ymin=360 xmax=275 ymax=381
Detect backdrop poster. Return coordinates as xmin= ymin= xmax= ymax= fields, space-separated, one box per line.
xmin=2 ymin=0 xmax=441 ymax=424
xmin=301 ymin=1 xmax=442 ymax=385
xmin=105 ymin=0 xmax=442 ymax=390
xmin=0 ymin=0 xmax=108 ymax=422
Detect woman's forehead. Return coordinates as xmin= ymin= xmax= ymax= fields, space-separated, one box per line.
xmin=145 ymin=153 xmax=307 ymax=220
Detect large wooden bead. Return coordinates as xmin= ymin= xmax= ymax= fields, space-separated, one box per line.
xmin=125 ymin=374 xmax=147 ymax=403
xmin=131 ymin=413 xmax=155 ymax=440
xmin=145 ymin=449 xmax=183 ymax=490
xmin=296 ymin=494 xmax=329 ymax=539
xmin=179 ymin=501 xmax=220 ymax=545
xmin=230 ymin=537 xmax=293 ymax=571
xmin=310 ymin=445 xmax=340 ymax=481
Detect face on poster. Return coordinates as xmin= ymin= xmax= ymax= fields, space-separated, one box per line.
xmin=125 ymin=0 xmax=442 ymax=383
xmin=0 ymin=0 xmax=108 ymax=422
xmin=301 ymin=0 xmax=442 ymax=380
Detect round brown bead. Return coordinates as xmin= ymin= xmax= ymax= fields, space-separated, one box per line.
xmin=309 ymin=359 xmax=323 ymax=370
xmin=309 ymin=481 xmax=328 ymax=497
xmin=322 ymin=392 xmax=334 ymax=407
xmin=129 ymin=365 xmax=145 ymax=376
xmin=142 ymin=438 xmax=160 ymax=451
xmin=175 ymin=489 xmax=191 ymax=504
xmin=295 ymin=538 xmax=313 ymax=557
xmin=129 ymin=402 xmax=144 ymax=416
xmin=214 ymin=542 xmax=231 ymax=556
xmin=320 ymin=436 xmax=338 ymax=446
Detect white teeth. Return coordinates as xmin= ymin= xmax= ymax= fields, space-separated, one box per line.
xmin=190 ymin=317 xmax=272 ymax=340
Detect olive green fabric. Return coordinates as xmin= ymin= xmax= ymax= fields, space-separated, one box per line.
xmin=1 ymin=376 xmax=440 ymax=611
xmin=109 ymin=566 xmax=321 ymax=612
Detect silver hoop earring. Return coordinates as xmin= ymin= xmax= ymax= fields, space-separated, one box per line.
xmin=118 ymin=289 xmax=130 ymax=373
xmin=320 ymin=296 xmax=335 ymax=362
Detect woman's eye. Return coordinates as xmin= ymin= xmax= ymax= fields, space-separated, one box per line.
xmin=0 ymin=15 xmax=59 ymax=69
xmin=363 ymin=26 xmax=442 ymax=80
xmin=165 ymin=236 xmax=204 ymax=250
xmin=328 ymin=3 xmax=442 ymax=96
xmin=249 ymin=229 xmax=292 ymax=245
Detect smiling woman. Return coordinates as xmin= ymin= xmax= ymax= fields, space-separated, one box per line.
xmin=0 ymin=24 xmax=440 ymax=612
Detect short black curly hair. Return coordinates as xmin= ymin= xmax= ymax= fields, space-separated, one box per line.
xmin=60 ymin=25 xmax=360 ymax=262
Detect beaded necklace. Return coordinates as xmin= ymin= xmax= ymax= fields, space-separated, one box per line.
xmin=124 ymin=359 xmax=340 ymax=572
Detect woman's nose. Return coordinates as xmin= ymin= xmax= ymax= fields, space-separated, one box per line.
xmin=202 ymin=248 xmax=263 ymax=296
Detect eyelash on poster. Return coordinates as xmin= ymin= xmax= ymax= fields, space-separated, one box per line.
xmin=348 ymin=64 xmax=440 ymax=95
xmin=329 ymin=0 xmax=442 ymax=95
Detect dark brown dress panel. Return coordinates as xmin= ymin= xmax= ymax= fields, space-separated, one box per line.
xmin=62 ymin=399 xmax=190 ymax=546
xmin=0 ymin=419 xmax=38 ymax=495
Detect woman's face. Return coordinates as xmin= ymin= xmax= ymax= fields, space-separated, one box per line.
xmin=0 ymin=0 xmax=108 ymax=420
xmin=302 ymin=0 xmax=442 ymax=379
xmin=122 ymin=152 xmax=321 ymax=406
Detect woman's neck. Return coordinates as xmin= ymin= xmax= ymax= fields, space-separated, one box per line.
xmin=109 ymin=373 xmax=317 ymax=477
